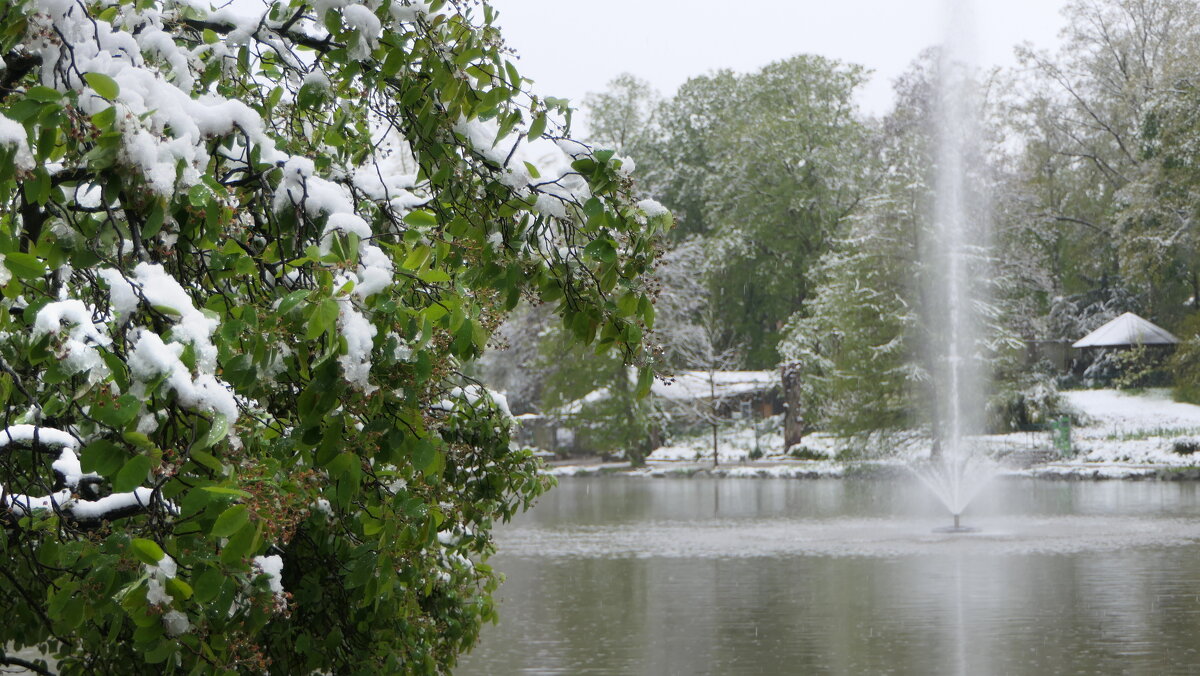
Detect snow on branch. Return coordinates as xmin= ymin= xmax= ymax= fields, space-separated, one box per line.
xmin=0 ymin=425 xmax=174 ymax=525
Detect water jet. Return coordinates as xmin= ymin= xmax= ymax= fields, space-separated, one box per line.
xmin=911 ymin=0 xmax=998 ymax=531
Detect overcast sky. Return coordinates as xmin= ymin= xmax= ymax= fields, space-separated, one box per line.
xmin=488 ymin=0 xmax=1073 ymax=126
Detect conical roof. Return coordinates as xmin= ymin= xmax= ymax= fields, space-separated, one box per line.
xmin=1071 ymin=312 xmax=1179 ymax=348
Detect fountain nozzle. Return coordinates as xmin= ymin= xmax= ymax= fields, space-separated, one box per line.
xmin=933 ymin=512 xmax=979 ymax=534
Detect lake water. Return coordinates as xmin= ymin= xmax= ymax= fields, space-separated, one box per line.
xmin=457 ymin=476 xmax=1200 ymax=675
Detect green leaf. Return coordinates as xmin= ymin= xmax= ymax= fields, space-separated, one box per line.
xmin=193 ymin=415 xmax=229 ymax=451
xmin=193 ymin=567 xmax=222 ymax=603
xmin=417 ymin=268 xmax=451 ymax=283
xmin=165 ymin=577 xmax=193 ymax=601
xmin=315 ymin=415 xmax=345 ymax=466
xmin=91 ymin=105 xmax=117 ymax=129
xmin=23 ymin=169 xmax=50 ymax=204
xmin=402 ymin=245 xmax=431 ymax=270
xmin=84 ymin=72 xmax=120 ymax=100
xmin=616 ymin=292 xmax=639 ymax=317
xmin=189 ymin=450 xmax=225 ymax=475
xmin=142 ymin=200 xmax=165 ymax=239
xmin=114 ymin=455 xmax=152 ymax=493
xmin=81 ymin=439 xmax=125 ymax=477
xmin=91 ymin=394 xmax=141 ymax=429
xmin=306 ymin=299 xmax=340 ymax=340
xmin=403 ymin=210 xmax=438 ymax=227
xmin=636 ymin=365 xmax=654 ymax=399
xmin=130 ymin=538 xmax=165 ymax=566
xmin=528 ymin=112 xmax=547 ymax=139
xmin=122 ymin=430 xmax=159 ymax=453
xmin=412 ymin=440 xmax=437 ymax=474
xmin=583 ymin=238 xmax=616 ymax=263
xmin=220 ymin=521 xmax=261 ymax=566
xmin=210 ymin=504 xmax=249 ymax=538
xmin=200 ymin=486 xmax=253 ymax=500
xmin=25 ymin=86 xmax=61 ymax=103
xmin=4 ymin=252 xmax=45 ymax=280
xmin=95 ymin=340 xmax=127 ymax=390
xmin=277 ymin=289 xmax=310 ymax=315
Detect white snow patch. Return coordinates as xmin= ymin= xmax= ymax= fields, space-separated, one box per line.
xmin=162 ymin=610 xmax=190 ymax=636
xmin=637 ymin=199 xmax=669 ymax=218
xmin=252 ymin=554 xmax=286 ymax=603
xmin=0 ymin=114 xmax=34 ymax=171
xmin=336 ymin=290 xmax=378 ymax=393
xmin=33 ymin=299 xmax=110 ymax=346
xmin=652 ymin=370 xmax=777 ymax=402
xmin=128 ymin=330 xmax=238 ymax=421
xmin=341 ymin=4 xmax=381 ymax=60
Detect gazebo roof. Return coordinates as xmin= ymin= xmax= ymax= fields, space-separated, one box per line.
xmin=1071 ymin=312 xmax=1179 ymax=348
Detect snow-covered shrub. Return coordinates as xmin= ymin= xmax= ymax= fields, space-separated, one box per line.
xmin=986 ymin=375 xmax=1071 ymax=432
xmin=0 ymin=0 xmax=666 ymax=672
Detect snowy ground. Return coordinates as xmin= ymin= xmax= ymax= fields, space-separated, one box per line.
xmin=543 ymin=389 xmax=1200 ymax=480
xmin=1022 ymin=388 xmax=1200 ymax=478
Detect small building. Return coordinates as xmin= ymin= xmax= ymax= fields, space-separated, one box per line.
xmin=651 ymin=370 xmax=782 ymax=419
xmin=1071 ymin=312 xmax=1179 ymax=349
xmin=1069 ymin=312 xmax=1179 ymax=386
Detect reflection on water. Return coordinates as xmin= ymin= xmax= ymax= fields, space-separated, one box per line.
xmin=458 ymin=478 xmax=1200 ymax=676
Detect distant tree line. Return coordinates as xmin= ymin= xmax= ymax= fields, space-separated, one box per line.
xmin=480 ymin=0 xmax=1200 ymax=454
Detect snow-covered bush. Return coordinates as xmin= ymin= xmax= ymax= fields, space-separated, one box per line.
xmin=986 ymin=375 xmax=1070 ymax=433
xmin=0 ymin=0 xmax=666 ymax=672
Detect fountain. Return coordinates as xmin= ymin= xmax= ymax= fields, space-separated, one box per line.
xmin=916 ymin=452 xmax=994 ymax=533
xmin=912 ymin=0 xmax=999 ymax=533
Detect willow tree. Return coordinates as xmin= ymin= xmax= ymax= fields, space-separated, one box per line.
xmin=0 ymin=0 xmax=666 ymax=673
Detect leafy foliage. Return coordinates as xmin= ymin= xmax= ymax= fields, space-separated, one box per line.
xmin=1170 ymin=315 xmax=1200 ymax=404
xmin=608 ymin=56 xmax=871 ymax=367
xmin=0 ymin=0 xmax=666 ymax=673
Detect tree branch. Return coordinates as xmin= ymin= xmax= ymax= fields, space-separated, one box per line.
xmin=0 ymin=653 xmax=54 ymax=676
xmin=175 ymin=17 xmax=343 ymax=54
xmin=0 ymin=51 xmax=42 ymax=98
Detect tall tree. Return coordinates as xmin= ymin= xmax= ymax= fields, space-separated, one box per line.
xmin=646 ymin=56 xmax=871 ymax=367
xmin=1015 ymin=0 xmax=1200 ymax=330
xmin=780 ymin=51 xmax=1020 ymax=441
xmin=582 ymin=73 xmax=660 ymax=165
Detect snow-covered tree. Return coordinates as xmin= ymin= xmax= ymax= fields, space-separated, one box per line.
xmin=634 ymin=56 xmax=872 ymax=366
xmin=582 ymin=73 xmax=660 ymax=167
xmin=1015 ymin=0 xmax=1200 ymax=328
xmin=0 ymin=0 xmax=667 ymax=672
xmin=651 ymin=238 xmax=741 ymax=464
xmin=780 ymin=51 xmax=1020 ymax=443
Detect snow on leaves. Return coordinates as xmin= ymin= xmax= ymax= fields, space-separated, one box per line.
xmin=0 ymin=0 xmax=664 ymax=671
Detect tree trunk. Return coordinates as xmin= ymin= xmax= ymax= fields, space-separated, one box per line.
xmin=711 ymin=422 xmax=719 ymax=467
xmin=781 ymin=362 xmax=805 ymax=451
xmin=928 ymin=381 xmax=943 ymax=460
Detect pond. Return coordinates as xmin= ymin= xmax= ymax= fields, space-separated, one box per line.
xmin=457 ymin=476 xmax=1200 ymax=675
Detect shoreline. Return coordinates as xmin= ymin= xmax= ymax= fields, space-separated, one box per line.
xmin=540 ymin=390 xmax=1200 ymax=482
xmin=543 ymin=458 xmax=1200 ymax=481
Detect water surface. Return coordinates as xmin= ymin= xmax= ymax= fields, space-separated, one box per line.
xmin=458 ymin=477 xmax=1200 ymax=675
